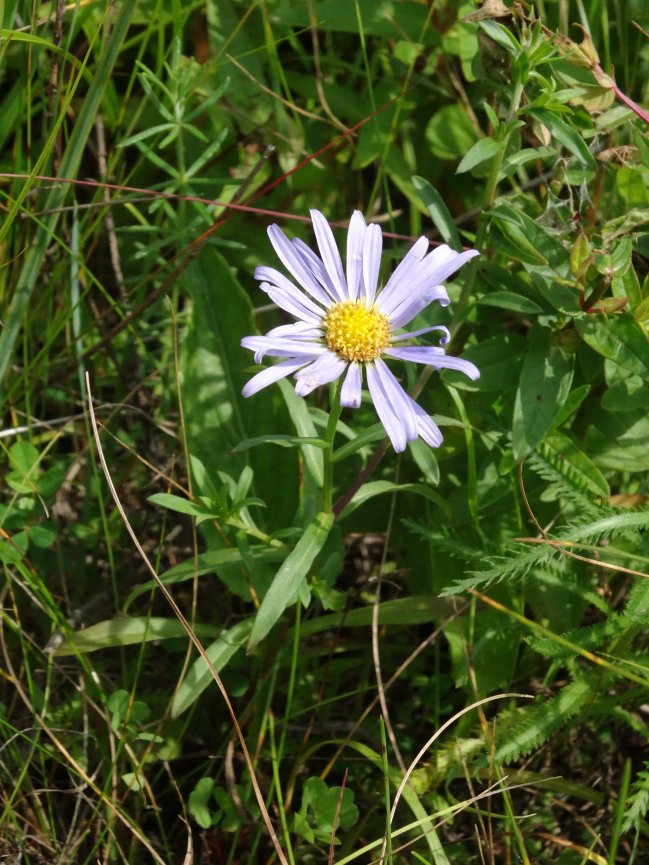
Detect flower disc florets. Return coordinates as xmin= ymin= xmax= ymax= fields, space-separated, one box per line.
xmin=240 ymin=209 xmax=481 ymax=452
xmin=323 ymin=300 xmax=390 ymax=363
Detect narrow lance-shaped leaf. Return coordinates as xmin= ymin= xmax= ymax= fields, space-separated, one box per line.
xmin=248 ymin=512 xmax=334 ymax=649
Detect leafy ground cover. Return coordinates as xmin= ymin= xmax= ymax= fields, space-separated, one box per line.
xmin=1 ymin=1 xmax=649 ymax=863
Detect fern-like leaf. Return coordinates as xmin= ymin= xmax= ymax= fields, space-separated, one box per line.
xmin=623 ymin=764 xmax=649 ymax=833
xmin=443 ymin=508 xmax=649 ymax=595
xmin=495 ymin=678 xmax=592 ymax=764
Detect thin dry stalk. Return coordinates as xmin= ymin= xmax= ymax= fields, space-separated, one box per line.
xmin=85 ymin=372 xmax=291 ymax=865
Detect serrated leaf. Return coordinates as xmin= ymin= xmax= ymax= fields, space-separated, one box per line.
xmin=541 ymin=432 xmax=609 ymax=498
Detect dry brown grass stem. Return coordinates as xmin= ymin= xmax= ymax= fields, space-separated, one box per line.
xmin=85 ymin=371 xmax=291 ymax=865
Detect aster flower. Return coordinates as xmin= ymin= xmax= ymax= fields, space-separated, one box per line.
xmin=241 ymin=210 xmax=480 ymax=452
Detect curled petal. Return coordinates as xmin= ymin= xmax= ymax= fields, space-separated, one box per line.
xmin=388 ymin=285 xmax=451 ymax=329
xmin=340 ymin=362 xmax=362 ymax=408
xmin=241 ymin=335 xmax=326 ymax=363
xmin=384 ymin=346 xmax=480 ymax=380
xmin=264 ymin=321 xmax=323 ymax=340
xmin=391 ymin=325 xmax=451 ymax=345
xmin=294 ymin=351 xmax=347 ymax=396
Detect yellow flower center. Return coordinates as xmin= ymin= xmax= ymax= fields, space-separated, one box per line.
xmin=323 ymin=300 xmax=390 ymax=363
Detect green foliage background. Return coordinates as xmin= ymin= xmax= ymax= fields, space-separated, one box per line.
xmin=1 ymin=1 xmax=649 ymax=863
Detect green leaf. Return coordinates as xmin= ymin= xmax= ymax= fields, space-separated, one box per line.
xmin=456 ymin=137 xmax=503 ymax=174
xmin=53 ymin=617 xmax=219 ymax=656
xmin=147 ymin=492 xmax=212 ymax=518
xmin=526 ymin=108 xmax=596 ymax=168
xmin=6 ymin=442 xmax=40 ymax=493
xmin=171 ymin=619 xmax=253 ymax=717
xmin=477 ymin=291 xmax=543 ymax=314
xmin=278 ymin=378 xmax=324 ymax=490
xmin=0 ymin=0 xmax=139 ymax=392
xmin=299 ymin=595 xmax=452 ymax=636
xmin=248 ymin=512 xmax=334 ymax=649
xmin=426 ymin=104 xmax=478 ymax=161
xmin=411 ymin=175 xmax=462 ymax=249
xmin=338 ymin=481 xmax=450 ymax=520
xmin=181 ymin=246 xmax=297 ymax=527
xmin=333 ymin=423 xmax=385 ymax=462
xmin=188 ymin=778 xmax=215 ymax=829
xmin=124 ymin=545 xmax=286 ymax=609
xmin=409 ymin=438 xmax=440 ymax=485
xmin=443 ymin=334 xmax=527 ymax=392
xmin=512 ymin=326 xmax=575 ymax=458
xmin=231 ymin=435 xmax=329 ymax=452
xmin=575 ymin=314 xmax=649 ymax=377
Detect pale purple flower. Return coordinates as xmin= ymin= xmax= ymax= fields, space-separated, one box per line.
xmin=241 ymin=210 xmax=480 ymax=452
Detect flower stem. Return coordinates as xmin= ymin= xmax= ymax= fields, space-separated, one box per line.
xmin=322 ymin=379 xmax=343 ymax=512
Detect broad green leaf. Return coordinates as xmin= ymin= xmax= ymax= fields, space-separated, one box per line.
xmin=426 ymin=104 xmax=478 ymax=161
xmin=171 ymin=619 xmax=253 ymax=717
xmin=443 ymin=334 xmax=526 ymax=392
xmin=584 ymin=411 xmax=649 ymax=473
xmin=181 ymin=246 xmax=297 ymax=527
xmin=53 ymin=617 xmax=219 ymax=656
xmin=231 ymin=435 xmax=328 ymax=452
xmin=490 ymin=214 xmax=548 ymax=265
xmin=575 ymin=314 xmax=649 ymax=377
xmin=477 ymin=291 xmax=543 ymax=314
xmin=409 ymin=438 xmax=440 ymax=485
xmin=512 ymin=326 xmax=575 ymax=458
xmin=526 ymin=108 xmax=596 ymax=168
xmin=6 ymin=442 xmax=40 ymax=493
xmin=456 ymin=137 xmax=503 ymax=174
xmin=248 ymin=512 xmax=334 ymax=649
xmin=338 ymin=481 xmax=450 ymax=520
xmin=274 ymin=1 xmax=441 ymax=43
xmin=412 ymin=175 xmax=462 ymax=249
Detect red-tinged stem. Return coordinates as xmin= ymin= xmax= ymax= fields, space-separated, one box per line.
xmin=610 ymin=80 xmax=649 ymax=127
